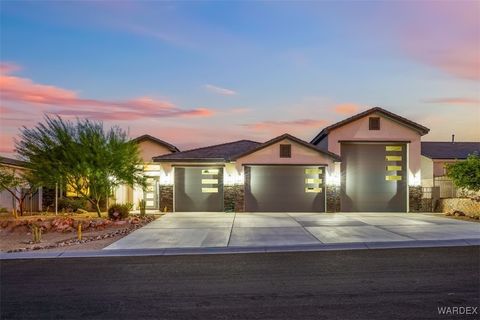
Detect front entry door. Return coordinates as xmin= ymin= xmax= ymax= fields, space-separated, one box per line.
xmin=144 ymin=176 xmax=159 ymax=210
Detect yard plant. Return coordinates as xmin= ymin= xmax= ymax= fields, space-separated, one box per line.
xmin=446 ymin=153 xmax=480 ymax=193
xmin=16 ymin=116 xmax=146 ymax=217
xmin=0 ymin=166 xmax=38 ymax=216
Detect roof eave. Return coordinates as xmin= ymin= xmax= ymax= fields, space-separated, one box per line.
xmin=153 ymin=158 xmax=226 ymax=163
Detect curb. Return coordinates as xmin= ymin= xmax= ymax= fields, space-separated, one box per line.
xmin=1 ymin=238 xmax=479 ymax=260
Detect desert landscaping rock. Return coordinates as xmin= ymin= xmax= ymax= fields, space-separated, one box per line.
xmin=1 ymin=214 xmax=157 ymax=253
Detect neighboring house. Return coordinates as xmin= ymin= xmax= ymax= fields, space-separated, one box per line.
xmin=420 ymin=141 xmax=480 ymax=197
xmin=0 ymin=156 xmax=42 ymax=212
xmin=113 ymin=135 xmax=179 ymax=210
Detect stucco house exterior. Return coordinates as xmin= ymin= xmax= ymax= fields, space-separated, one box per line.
xmin=118 ymin=107 xmax=477 ymax=213
xmin=143 ymin=107 xmax=437 ymax=213
xmin=113 ymin=135 xmax=179 ymax=210
xmin=310 ymin=107 xmax=430 ymax=212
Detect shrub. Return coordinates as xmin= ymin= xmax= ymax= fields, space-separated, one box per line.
xmin=58 ymin=198 xmax=87 ymax=213
xmin=446 ymin=153 xmax=480 ymax=193
xmin=138 ymin=199 xmax=146 ymax=216
xmin=108 ymin=203 xmax=130 ymax=220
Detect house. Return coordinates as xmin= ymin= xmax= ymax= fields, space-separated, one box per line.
xmin=148 ymin=107 xmax=437 ymax=213
xmin=420 ymin=140 xmax=480 ymax=197
xmin=113 ymin=135 xmax=179 ymax=210
xmin=0 ymin=156 xmax=42 ymax=212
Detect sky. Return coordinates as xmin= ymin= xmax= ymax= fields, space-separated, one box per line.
xmin=0 ymin=1 xmax=479 ymax=156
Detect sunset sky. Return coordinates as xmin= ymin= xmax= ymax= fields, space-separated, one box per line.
xmin=1 ymin=1 xmax=479 ymax=156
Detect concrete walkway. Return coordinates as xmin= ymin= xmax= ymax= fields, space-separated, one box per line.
xmin=103 ymin=212 xmax=480 ymax=250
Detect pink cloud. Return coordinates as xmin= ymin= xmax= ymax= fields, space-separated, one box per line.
xmin=244 ymin=119 xmax=328 ymax=131
xmin=0 ymin=134 xmax=15 ymax=155
xmin=423 ymin=97 xmax=480 ymax=105
xmin=333 ymin=103 xmax=360 ymax=115
xmin=0 ymin=62 xmax=21 ymax=74
xmin=0 ymin=63 xmax=214 ymax=120
xmin=204 ymin=84 xmax=237 ymax=96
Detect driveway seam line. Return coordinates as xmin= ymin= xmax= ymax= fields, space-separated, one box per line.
xmin=226 ymin=212 xmax=236 ymax=247
xmin=373 ymin=225 xmax=417 ymax=240
xmin=301 ymin=225 xmax=325 ymax=245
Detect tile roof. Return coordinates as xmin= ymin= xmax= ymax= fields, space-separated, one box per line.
xmin=421 ymin=142 xmax=480 ymax=159
xmin=311 ymin=107 xmax=430 ymax=144
xmin=133 ymin=134 xmax=180 ymax=152
xmin=0 ymin=156 xmax=28 ymax=167
xmin=153 ymin=140 xmax=261 ymax=162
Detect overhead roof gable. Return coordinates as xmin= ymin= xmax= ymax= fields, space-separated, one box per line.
xmin=311 ymin=107 xmax=430 ymax=144
xmin=232 ymin=133 xmax=341 ymax=161
xmin=133 ymin=134 xmax=180 ymax=153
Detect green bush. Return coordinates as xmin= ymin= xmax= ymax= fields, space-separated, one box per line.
xmin=108 ymin=203 xmax=130 ymax=220
xmin=58 ymin=198 xmax=87 ymax=213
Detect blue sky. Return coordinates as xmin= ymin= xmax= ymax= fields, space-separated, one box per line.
xmin=1 ymin=1 xmax=479 ymax=155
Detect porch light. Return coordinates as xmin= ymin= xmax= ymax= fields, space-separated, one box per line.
xmin=224 ymin=173 xmax=244 ymax=186
xmin=326 ymin=171 xmax=341 ymax=186
xmin=159 ymin=172 xmax=173 ymax=185
xmin=408 ymin=171 xmax=421 ymax=186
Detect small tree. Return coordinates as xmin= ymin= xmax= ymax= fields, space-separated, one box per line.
xmin=0 ymin=166 xmax=38 ymax=216
xmin=446 ymin=153 xmax=480 ymax=194
xmin=16 ymin=116 xmax=145 ymax=217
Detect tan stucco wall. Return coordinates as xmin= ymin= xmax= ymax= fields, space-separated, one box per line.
xmin=323 ymin=112 xmax=423 ymax=182
xmin=235 ymin=138 xmax=337 ymax=174
xmin=137 ymin=140 xmax=174 ymax=162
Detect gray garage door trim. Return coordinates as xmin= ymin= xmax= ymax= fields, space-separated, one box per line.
xmin=340 ymin=142 xmax=408 ymax=212
xmin=244 ymin=165 xmax=326 ymax=212
xmin=174 ymin=166 xmax=224 ymax=212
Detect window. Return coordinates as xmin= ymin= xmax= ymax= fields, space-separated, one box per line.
xmin=369 ymin=117 xmax=380 ymax=130
xmin=386 ymin=155 xmax=402 ymax=161
xmin=386 ymin=165 xmax=402 ymax=171
xmin=280 ymin=144 xmax=291 ymax=158
xmin=385 ymin=175 xmax=402 ymax=181
xmin=385 ymin=146 xmax=402 ymax=151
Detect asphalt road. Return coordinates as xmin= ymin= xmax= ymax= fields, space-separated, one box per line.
xmin=1 ymin=246 xmax=479 ymax=320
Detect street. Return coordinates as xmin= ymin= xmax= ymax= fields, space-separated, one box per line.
xmin=1 ymin=246 xmax=479 ymax=319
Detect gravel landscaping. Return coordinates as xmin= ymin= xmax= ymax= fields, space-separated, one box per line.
xmin=0 ymin=213 xmax=158 ymax=253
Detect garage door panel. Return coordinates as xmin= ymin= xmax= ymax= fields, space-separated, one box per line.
xmin=245 ymin=166 xmax=325 ymax=212
xmin=174 ymin=167 xmax=224 ymax=212
xmin=341 ymin=143 xmax=407 ymax=212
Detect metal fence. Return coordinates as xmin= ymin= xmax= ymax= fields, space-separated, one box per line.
xmin=434 ymin=177 xmax=459 ymax=198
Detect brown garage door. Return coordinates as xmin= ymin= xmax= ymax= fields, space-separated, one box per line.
xmin=244 ymin=165 xmax=325 ymax=212
xmin=174 ymin=167 xmax=224 ymax=212
xmin=340 ymin=142 xmax=407 ymax=212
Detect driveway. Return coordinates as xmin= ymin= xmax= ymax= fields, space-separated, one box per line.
xmin=104 ymin=212 xmax=480 ymax=250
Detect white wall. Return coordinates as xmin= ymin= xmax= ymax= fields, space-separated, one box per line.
xmin=421 ymin=156 xmax=434 ymax=187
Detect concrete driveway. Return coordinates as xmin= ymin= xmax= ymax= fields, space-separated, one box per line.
xmin=104 ymin=212 xmax=480 ymax=250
